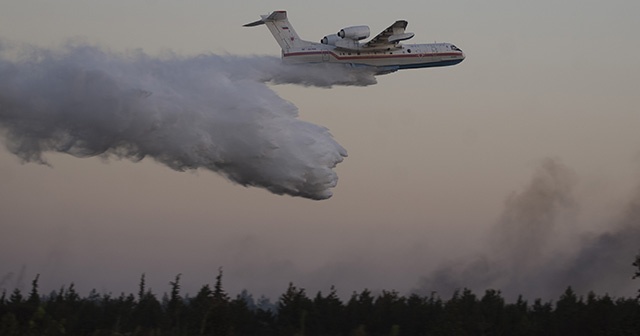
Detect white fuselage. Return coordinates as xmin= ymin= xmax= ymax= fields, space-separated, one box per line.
xmin=282 ymin=42 xmax=465 ymax=72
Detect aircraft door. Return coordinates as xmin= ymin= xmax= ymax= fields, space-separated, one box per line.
xmin=322 ymin=51 xmax=330 ymax=62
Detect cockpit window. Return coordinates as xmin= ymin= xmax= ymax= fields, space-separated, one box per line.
xmin=451 ymin=45 xmax=462 ymax=52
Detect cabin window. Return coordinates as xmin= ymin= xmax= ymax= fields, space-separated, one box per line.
xmin=407 ymin=49 xmax=411 ymax=53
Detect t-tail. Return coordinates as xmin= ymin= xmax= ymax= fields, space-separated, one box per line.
xmin=243 ymin=11 xmax=310 ymax=51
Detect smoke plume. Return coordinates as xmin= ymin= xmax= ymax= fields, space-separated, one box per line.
xmin=555 ymin=185 xmax=640 ymax=295
xmin=418 ymin=158 xmax=640 ymax=300
xmin=0 ymin=42 xmax=376 ymax=199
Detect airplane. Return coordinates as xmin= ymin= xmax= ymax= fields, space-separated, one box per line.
xmin=244 ymin=10 xmax=465 ymax=75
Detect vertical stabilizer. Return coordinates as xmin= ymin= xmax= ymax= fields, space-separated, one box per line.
xmin=243 ymin=11 xmax=308 ymax=51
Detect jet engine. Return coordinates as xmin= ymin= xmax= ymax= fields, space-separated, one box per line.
xmin=320 ymin=34 xmax=341 ymax=45
xmin=337 ymin=25 xmax=370 ymax=40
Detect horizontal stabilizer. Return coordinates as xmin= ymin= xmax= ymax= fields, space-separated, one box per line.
xmin=243 ymin=19 xmax=265 ymax=27
xmin=243 ymin=10 xmax=288 ymax=27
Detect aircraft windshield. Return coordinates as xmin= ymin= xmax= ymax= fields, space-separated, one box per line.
xmin=451 ymin=45 xmax=462 ymax=52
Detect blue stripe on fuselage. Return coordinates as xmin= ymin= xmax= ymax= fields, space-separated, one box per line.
xmin=396 ymin=58 xmax=464 ymax=70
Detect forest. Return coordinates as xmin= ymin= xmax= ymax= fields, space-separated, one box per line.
xmin=1 ymin=256 xmax=639 ymax=336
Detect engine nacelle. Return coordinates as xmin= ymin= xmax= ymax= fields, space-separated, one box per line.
xmin=321 ymin=34 xmax=341 ymax=45
xmin=337 ymin=25 xmax=370 ymax=41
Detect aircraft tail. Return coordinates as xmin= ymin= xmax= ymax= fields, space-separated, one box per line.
xmin=243 ymin=11 xmax=308 ymax=51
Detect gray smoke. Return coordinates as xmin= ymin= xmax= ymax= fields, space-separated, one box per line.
xmin=418 ymin=158 xmax=640 ymax=300
xmin=0 ymin=265 xmax=26 ymax=293
xmin=0 ymin=42 xmax=376 ymax=199
xmin=554 ymin=186 xmax=640 ymax=295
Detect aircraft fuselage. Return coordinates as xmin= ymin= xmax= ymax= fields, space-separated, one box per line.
xmin=282 ymin=43 xmax=464 ymax=71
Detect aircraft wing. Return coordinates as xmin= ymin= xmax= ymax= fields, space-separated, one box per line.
xmin=362 ymin=20 xmax=414 ymax=49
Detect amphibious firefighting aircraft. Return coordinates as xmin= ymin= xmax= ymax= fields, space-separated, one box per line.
xmin=244 ymin=10 xmax=465 ymax=74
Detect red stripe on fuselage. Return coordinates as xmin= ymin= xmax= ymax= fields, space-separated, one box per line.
xmin=283 ymin=50 xmax=462 ymax=60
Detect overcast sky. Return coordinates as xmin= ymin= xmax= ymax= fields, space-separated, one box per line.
xmin=1 ymin=0 xmax=639 ymax=301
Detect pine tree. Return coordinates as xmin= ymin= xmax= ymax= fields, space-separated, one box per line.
xmin=213 ymin=268 xmax=229 ymax=303
xmin=229 ymin=292 xmax=258 ymax=335
xmin=277 ymin=283 xmax=312 ymax=336
xmin=134 ymin=289 xmax=163 ymax=332
xmin=310 ymin=286 xmax=343 ymax=335
xmin=255 ymin=295 xmax=276 ymax=334
xmin=372 ymin=290 xmax=406 ymax=335
xmin=27 ymin=274 xmax=40 ymax=306
xmin=189 ymin=284 xmax=213 ymax=335
xmin=633 ymin=252 xmax=640 ymax=299
xmin=442 ymin=288 xmax=481 ymax=335
xmin=65 ymin=283 xmax=80 ymax=303
xmin=344 ymin=289 xmax=374 ymax=335
xmin=0 ymin=289 xmax=6 ymax=306
xmin=479 ymin=289 xmax=505 ymax=334
xmin=554 ymin=287 xmax=587 ymax=335
xmin=131 ymin=273 xmax=163 ymax=333
xmin=503 ymin=295 xmax=530 ymax=335
xmin=210 ymin=268 xmax=231 ymax=336
xmin=531 ymin=298 xmax=552 ymax=335
xmin=167 ymin=273 xmax=184 ymax=333
xmin=137 ymin=273 xmax=146 ymax=302
xmin=9 ymin=289 xmax=22 ymax=305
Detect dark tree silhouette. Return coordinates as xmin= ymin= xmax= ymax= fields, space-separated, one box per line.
xmin=554 ymin=286 xmax=587 ymax=336
xmin=309 ymin=286 xmax=343 ymax=336
xmin=27 ymin=274 xmax=40 ymax=306
xmin=277 ymin=283 xmax=312 ymax=335
xmin=166 ymin=273 xmax=185 ymax=334
xmin=371 ymin=290 xmax=406 ymax=335
xmin=478 ymin=289 xmax=505 ymax=335
xmin=1 ymin=273 xmax=640 ymax=335
xmin=634 ymin=252 xmax=640 ymax=299
xmin=209 ymin=268 xmax=231 ymax=336
xmin=138 ymin=273 xmax=146 ymax=302
xmin=344 ymin=289 xmax=375 ymax=335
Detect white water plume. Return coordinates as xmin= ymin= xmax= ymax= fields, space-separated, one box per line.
xmin=0 ymin=42 xmax=376 ymax=199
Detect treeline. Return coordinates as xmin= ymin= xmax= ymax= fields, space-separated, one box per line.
xmin=1 ymin=270 xmax=640 ymax=336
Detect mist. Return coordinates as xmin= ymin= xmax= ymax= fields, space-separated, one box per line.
xmin=0 ymin=42 xmax=376 ymax=200
xmin=418 ymin=158 xmax=640 ymax=300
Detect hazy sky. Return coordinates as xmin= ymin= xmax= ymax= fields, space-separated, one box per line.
xmin=1 ymin=0 xmax=639 ymax=301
